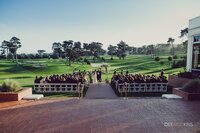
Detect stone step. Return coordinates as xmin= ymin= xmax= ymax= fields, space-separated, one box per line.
xmin=162 ymin=94 xmax=183 ymax=99
xmin=23 ymin=94 xmax=44 ymax=100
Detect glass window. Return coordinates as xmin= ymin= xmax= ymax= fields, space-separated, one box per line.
xmin=194 ymin=35 xmax=200 ymax=43
xmin=192 ymin=44 xmax=200 ymax=69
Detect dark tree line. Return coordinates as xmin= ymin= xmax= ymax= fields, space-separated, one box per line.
xmin=107 ymin=28 xmax=188 ymax=60
xmin=52 ymin=40 xmax=106 ymax=66
xmin=1 ymin=28 xmax=188 ymax=63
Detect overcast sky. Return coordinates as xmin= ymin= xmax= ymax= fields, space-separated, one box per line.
xmin=0 ymin=0 xmax=200 ymax=53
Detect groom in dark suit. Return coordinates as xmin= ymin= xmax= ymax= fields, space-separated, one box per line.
xmin=97 ymin=68 xmax=102 ymax=82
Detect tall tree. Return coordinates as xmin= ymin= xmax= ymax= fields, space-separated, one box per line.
xmin=117 ymin=41 xmax=129 ymax=60
xmin=180 ymin=28 xmax=188 ymax=53
xmin=1 ymin=40 xmax=10 ymax=59
xmin=52 ymin=42 xmax=62 ymax=58
xmin=128 ymin=46 xmax=137 ymax=55
xmin=8 ymin=37 xmax=22 ymax=64
xmin=146 ymin=44 xmax=156 ymax=58
xmin=107 ymin=45 xmax=117 ymax=58
xmin=180 ymin=28 xmax=188 ymax=39
xmin=167 ymin=37 xmax=175 ymax=56
xmin=88 ymin=42 xmax=105 ymax=58
xmin=82 ymin=43 xmax=90 ymax=56
xmin=73 ymin=41 xmax=82 ymax=52
xmin=37 ymin=50 xmax=46 ymax=58
xmin=62 ymin=40 xmax=74 ymax=66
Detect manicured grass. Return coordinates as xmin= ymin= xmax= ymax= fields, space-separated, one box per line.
xmin=0 ymin=55 xmax=185 ymax=87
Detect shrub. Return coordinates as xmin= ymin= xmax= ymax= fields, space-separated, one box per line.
xmin=160 ymin=61 xmax=164 ymax=65
xmin=87 ymin=60 xmax=91 ymax=65
xmin=180 ymin=56 xmax=186 ymax=60
xmin=182 ymin=79 xmax=200 ymax=93
xmin=155 ymin=57 xmax=160 ymax=62
xmin=111 ymin=57 xmax=114 ymax=60
xmin=168 ymin=56 xmax=172 ymax=61
xmin=1 ymin=79 xmax=21 ymax=92
xmin=173 ymin=55 xmax=178 ymax=59
xmin=172 ymin=60 xmax=186 ymax=68
xmin=102 ymin=57 xmax=105 ymax=62
xmin=84 ymin=58 xmax=88 ymax=63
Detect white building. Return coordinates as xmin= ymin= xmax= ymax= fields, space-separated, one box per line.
xmin=186 ymin=16 xmax=200 ymax=73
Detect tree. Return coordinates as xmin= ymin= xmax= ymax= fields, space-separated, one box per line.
xmin=82 ymin=43 xmax=90 ymax=56
xmin=167 ymin=37 xmax=175 ymax=56
xmin=137 ymin=45 xmax=148 ymax=55
xmin=182 ymin=40 xmax=188 ymax=53
xmin=146 ymin=44 xmax=156 ymax=58
xmin=87 ymin=42 xmax=106 ymax=59
xmin=6 ymin=37 xmax=22 ymax=64
xmin=62 ymin=40 xmax=74 ymax=66
xmin=180 ymin=28 xmax=188 ymax=39
xmin=128 ymin=46 xmax=137 ymax=55
xmin=52 ymin=42 xmax=62 ymax=58
xmin=137 ymin=47 xmax=143 ymax=54
xmin=1 ymin=40 xmax=10 ymax=59
xmin=83 ymin=43 xmax=89 ymax=50
xmin=37 ymin=50 xmax=46 ymax=58
xmin=117 ymin=41 xmax=129 ymax=60
xmin=180 ymin=28 xmax=188 ymax=53
xmin=73 ymin=41 xmax=82 ymax=52
xmin=107 ymin=45 xmax=117 ymax=58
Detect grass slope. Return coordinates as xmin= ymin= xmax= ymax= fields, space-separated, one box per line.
xmin=0 ymin=55 xmax=185 ymax=86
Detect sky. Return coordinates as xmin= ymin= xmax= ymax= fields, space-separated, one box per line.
xmin=0 ymin=0 xmax=200 ymax=53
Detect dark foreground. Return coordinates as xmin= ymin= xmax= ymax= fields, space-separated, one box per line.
xmin=0 ymin=98 xmax=200 ymax=133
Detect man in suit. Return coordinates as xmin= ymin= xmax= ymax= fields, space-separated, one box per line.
xmin=97 ymin=68 xmax=102 ymax=82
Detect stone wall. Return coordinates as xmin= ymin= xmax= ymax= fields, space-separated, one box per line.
xmin=168 ymin=75 xmax=192 ymax=88
xmin=0 ymin=88 xmax=32 ymax=101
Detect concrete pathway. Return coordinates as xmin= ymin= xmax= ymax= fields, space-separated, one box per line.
xmin=0 ymin=98 xmax=200 ymax=133
xmin=85 ymin=83 xmax=117 ymax=99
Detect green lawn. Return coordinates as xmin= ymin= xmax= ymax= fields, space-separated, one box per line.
xmin=0 ymin=55 xmax=185 ymax=87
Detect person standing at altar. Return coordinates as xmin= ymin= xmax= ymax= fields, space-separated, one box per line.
xmin=97 ymin=68 xmax=102 ymax=82
xmin=93 ymin=69 xmax=98 ymax=83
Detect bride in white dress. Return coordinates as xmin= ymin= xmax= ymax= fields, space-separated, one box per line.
xmin=93 ymin=70 xmax=98 ymax=83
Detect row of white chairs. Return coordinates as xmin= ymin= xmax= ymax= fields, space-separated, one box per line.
xmin=34 ymin=83 xmax=84 ymax=94
xmin=116 ymin=82 xmax=168 ymax=93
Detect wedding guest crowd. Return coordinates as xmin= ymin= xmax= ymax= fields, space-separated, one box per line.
xmin=111 ymin=69 xmax=168 ymax=85
xmin=34 ymin=70 xmax=87 ymax=84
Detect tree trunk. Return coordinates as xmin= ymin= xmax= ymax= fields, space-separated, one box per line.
xmin=69 ymin=60 xmax=71 ymax=66
xmin=6 ymin=48 xmax=8 ymax=59
xmin=171 ymin=43 xmax=174 ymax=56
xmin=12 ymin=53 xmax=14 ymax=62
xmin=15 ymin=51 xmax=18 ymax=65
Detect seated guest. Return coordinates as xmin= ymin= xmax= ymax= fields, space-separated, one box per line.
xmin=34 ymin=76 xmax=40 ymax=83
xmin=113 ymin=69 xmax=117 ymax=75
xmin=120 ymin=69 xmax=123 ymax=75
xmin=160 ymin=69 xmax=164 ymax=77
xmin=125 ymin=68 xmax=129 ymax=76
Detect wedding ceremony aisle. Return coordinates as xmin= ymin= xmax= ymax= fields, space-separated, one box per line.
xmin=85 ymin=83 xmax=117 ymax=99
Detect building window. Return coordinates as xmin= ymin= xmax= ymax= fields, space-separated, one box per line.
xmin=192 ymin=44 xmax=200 ymax=69
xmin=194 ymin=35 xmax=200 ymax=43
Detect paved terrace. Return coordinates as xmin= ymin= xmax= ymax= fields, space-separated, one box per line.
xmin=0 ymin=98 xmax=200 ymax=133
xmin=0 ymin=83 xmax=200 ymax=133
